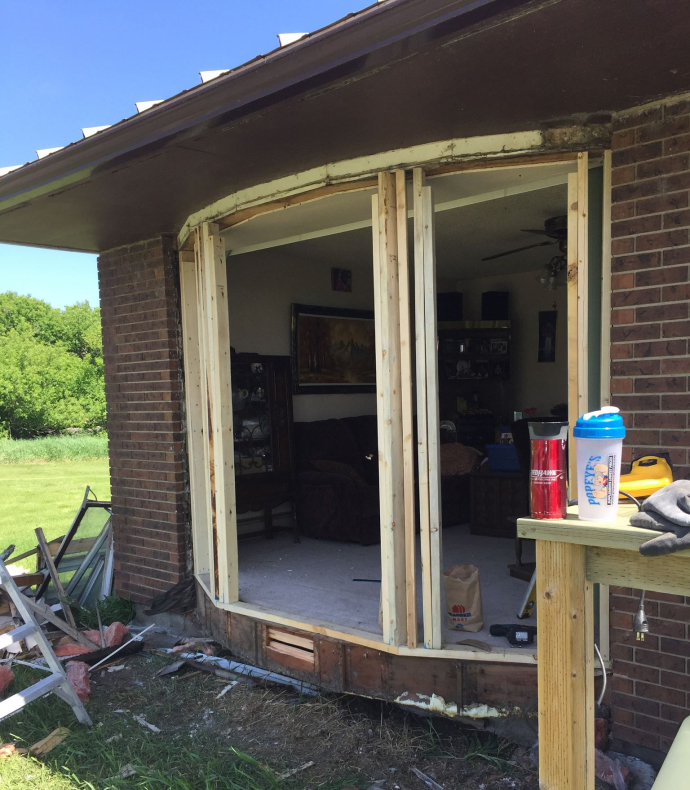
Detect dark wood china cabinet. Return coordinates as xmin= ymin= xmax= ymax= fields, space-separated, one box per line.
xmin=231 ymin=352 xmax=298 ymax=541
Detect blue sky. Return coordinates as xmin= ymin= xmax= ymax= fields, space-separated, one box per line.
xmin=0 ymin=0 xmax=361 ymax=308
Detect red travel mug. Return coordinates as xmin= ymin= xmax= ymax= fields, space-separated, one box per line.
xmin=528 ymin=421 xmax=568 ymax=519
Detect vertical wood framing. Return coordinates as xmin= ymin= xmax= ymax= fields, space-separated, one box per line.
xmin=373 ymin=173 xmax=407 ymax=646
xmin=200 ymin=222 xmax=239 ymax=604
xmin=598 ymin=149 xmax=613 ymax=663
xmin=179 ymin=249 xmax=211 ymax=578
xmin=567 ymin=155 xmax=590 ymax=499
xmin=600 ymin=150 xmax=612 ymax=408
xmin=413 ymin=169 xmax=434 ymax=648
xmin=413 ymin=167 xmax=443 ymax=649
xmin=566 ymin=173 xmax=580 ymax=496
xmin=536 ymin=540 xmax=594 ymax=790
xmin=396 ymin=171 xmax=418 ymax=649
xmin=576 ymin=152 xmax=589 ymax=417
xmin=185 ymin=224 xmax=239 ymax=604
xmin=193 ymin=230 xmax=217 ymax=594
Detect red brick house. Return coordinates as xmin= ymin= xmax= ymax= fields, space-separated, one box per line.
xmin=1 ymin=0 xmax=690 ymax=769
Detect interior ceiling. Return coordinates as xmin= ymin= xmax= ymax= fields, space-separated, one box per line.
xmin=230 ymin=165 xmax=569 ymax=280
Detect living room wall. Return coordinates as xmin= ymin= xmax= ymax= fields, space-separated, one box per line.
xmin=452 ymin=269 xmax=568 ymax=416
xmin=227 ymin=246 xmax=377 ymax=422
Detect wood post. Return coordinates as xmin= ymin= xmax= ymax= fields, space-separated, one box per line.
xmin=179 ymin=250 xmax=211 ymax=579
xmin=372 ymin=172 xmax=407 ymax=647
xmin=413 ymin=168 xmax=443 ymax=649
xmin=396 ymin=171 xmax=418 ymax=649
xmin=536 ymin=539 xmax=594 ymax=790
xmin=184 ymin=224 xmax=239 ymax=604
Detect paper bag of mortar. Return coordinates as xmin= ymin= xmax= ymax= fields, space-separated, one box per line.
xmin=444 ymin=564 xmax=484 ymax=632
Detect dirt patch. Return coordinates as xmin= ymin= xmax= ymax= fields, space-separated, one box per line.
xmin=87 ymin=652 xmax=539 ymax=789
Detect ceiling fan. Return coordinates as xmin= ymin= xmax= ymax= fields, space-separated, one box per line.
xmin=481 ymin=215 xmax=568 ymax=261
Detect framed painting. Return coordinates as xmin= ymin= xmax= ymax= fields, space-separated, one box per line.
xmin=291 ymin=303 xmax=376 ymax=394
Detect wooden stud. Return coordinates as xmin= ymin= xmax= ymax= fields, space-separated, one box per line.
xmin=536 ymin=539 xmax=594 ymax=790
xmin=200 ymin=222 xmax=239 ymax=604
xmin=422 ymin=182 xmax=443 ymax=649
xmin=194 ymin=229 xmax=217 ymax=598
xmin=566 ymin=172 xmax=579 ymax=497
xmin=179 ymin=249 xmax=210 ymax=576
xmin=396 ymin=170 xmax=417 ymax=649
xmin=576 ymin=152 xmax=589 ymax=417
xmin=34 ymin=527 xmax=76 ymax=630
xmin=600 ymin=149 xmax=612 ymax=408
xmin=413 ymin=168 xmax=434 ymax=648
xmin=598 ymin=149 xmax=613 ymax=662
xmin=373 ymin=173 xmax=406 ymax=647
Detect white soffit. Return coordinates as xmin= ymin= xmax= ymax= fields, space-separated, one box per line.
xmin=36 ymin=146 xmax=65 ymax=159
xmin=135 ymin=100 xmax=164 ymax=113
xmin=82 ymin=125 xmax=111 ymax=138
xmin=200 ymin=70 xmax=230 ymax=83
xmin=277 ymin=33 xmax=307 ymax=47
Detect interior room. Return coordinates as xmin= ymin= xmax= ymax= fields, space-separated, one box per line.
xmin=225 ymin=163 xmax=571 ymax=648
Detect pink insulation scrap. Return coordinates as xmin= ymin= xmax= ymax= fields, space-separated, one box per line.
xmin=0 ymin=666 xmax=15 ymax=696
xmin=104 ymin=622 xmax=129 ymax=647
xmin=65 ymin=661 xmax=91 ymax=703
xmin=54 ymin=643 xmax=92 ymax=658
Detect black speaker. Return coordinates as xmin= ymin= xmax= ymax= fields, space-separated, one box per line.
xmin=437 ymin=292 xmax=463 ymax=321
xmin=481 ymin=291 xmax=509 ymax=320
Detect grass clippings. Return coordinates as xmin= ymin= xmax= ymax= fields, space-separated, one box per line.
xmin=0 ymin=654 xmax=539 ymax=790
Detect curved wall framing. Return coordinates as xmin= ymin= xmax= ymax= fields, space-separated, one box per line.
xmin=177 ymin=127 xmax=607 ymax=251
xmin=181 ymin=134 xmax=602 ymax=666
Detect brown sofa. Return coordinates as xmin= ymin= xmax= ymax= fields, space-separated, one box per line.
xmin=294 ymin=415 xmax=473 ymax=545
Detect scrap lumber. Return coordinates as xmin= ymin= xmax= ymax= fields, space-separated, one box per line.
xmin=35 ymin=527 xmax=76 ymax=629
xmin=28 ymin=727 xmax=71 ymax=758
xmin=76 ymin=640 xmax=143 ymax=667
xmin=22 ymin=596 xmax=100 ymax=651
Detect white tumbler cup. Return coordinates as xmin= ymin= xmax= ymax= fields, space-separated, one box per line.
xmin=573 ymin=407 xmax=626 ymax=523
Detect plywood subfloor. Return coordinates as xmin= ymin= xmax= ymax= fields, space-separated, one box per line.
xmin=238 ymin=524 xmax=535 ymax=649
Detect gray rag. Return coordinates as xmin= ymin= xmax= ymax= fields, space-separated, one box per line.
xmin=630 ymin=480 xmax=690 ymax=556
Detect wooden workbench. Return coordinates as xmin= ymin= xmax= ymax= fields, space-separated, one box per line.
xmin=518 ymin=505 xmax=690 ymax=790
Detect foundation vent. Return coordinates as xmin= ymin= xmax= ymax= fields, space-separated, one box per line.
xmin=265 ymin=627 xmax=315 ymax=667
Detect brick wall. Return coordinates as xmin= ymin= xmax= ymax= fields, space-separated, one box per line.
xmin=609 ymin=95 xmax=690 ymax=757
xmin=98 ymin=236 xmax=189 ymax=605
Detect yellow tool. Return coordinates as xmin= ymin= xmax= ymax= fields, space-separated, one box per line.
xmin=517 ymin=567 xmax=537 ymax=619
xmin=619 ymin=455 xmax=673 ymax=500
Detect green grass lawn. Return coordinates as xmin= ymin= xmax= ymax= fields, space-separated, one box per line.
xmin=0 ymin=460 xmax=111 ymax=560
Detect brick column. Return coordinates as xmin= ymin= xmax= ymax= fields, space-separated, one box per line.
xmin=608 ymin=95 xmax=690 ymax=758
xmin=98 ymin=236 xmax=189 ymax=605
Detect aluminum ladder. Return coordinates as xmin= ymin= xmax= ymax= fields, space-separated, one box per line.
xmin=0 ymin=556 xmax=92 ymax=725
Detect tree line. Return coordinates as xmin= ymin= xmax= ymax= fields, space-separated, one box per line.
xmin=0 ymin=292 xmax=106 ymax=438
